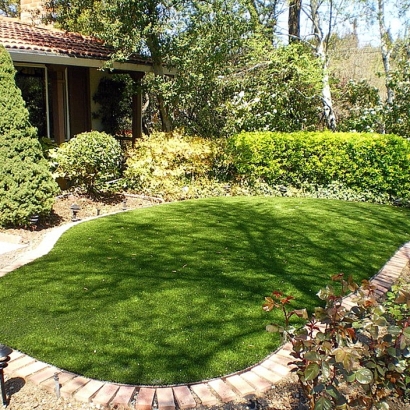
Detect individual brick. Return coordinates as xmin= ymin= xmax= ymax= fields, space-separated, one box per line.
xmin=134 ymin=387 xmax=155 ymax=410
xmin=225 ymin=374 xmax=255 ymax=396
xmin=157 ymin=387 xmax=175 ymax=410
xmin=173 ymin=385 xmax=197 ymax=409
xmin=59 ymin=376 xmax=90 ymax=398
xmin=111 ymin=385 xmax=136 ymax=406
xmin=74 ymin=379 xmax=104 ymax=402
xmin=208 ymin=379 xmax=237 ymax=403
xmin=13 ymin=361 xmax=49 ymax=378
xmin=92 ymin=383 xmax=120 ymax=406
xmin=240 ymin=371 xmax=272 ymax=392
xmin=190 ymin=383 xmax=219 ymax=406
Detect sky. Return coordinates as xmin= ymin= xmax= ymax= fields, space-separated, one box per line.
xmin=275 ymin=1 xmax=408 ymax=48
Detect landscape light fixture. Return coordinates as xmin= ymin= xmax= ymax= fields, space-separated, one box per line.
xmin=122 ymin=198 xmax=127 ymax=211
xmin=279 ymin=186 xmax=288 ymax=196
xmin=0 ymin=344 xmax=12 ymax=407
xmin=70 ymin=204 xmax=81 ymax=222
xmin=29 ymin=215 xmax=39 ymax=230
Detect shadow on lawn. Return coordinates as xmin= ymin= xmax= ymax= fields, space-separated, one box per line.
xmin=1 ymin=197 xmax=410 ymax=384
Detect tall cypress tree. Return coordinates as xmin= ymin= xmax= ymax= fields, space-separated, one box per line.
xmin=0 ymin=45 xmax=58 ymax=227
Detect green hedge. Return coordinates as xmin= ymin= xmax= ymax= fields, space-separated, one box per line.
xmin=227 ymin=131 xmax=410 ymax=200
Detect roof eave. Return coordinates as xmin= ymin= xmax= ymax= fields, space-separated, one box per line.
xmin=8 ymin=49 xmax=160 ymax=73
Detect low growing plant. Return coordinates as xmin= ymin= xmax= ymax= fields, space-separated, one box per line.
xmin=263 ymin=274 xmax=410 ymax=409
xmin=49 ymin=131 xmax=123 ymax=194
xmin=124 ymin=131 xmax=218 ymax=200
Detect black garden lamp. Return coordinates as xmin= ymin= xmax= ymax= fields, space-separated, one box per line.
xmin=29 ymin=215 xmax=39 ymax=230
xmin=70 ymin=204 xmax=81 ymax=222
xmin=279 ymin=186 xmax=287 ymax=196
xmin=0 ymin=344 xmax=12 ymax=407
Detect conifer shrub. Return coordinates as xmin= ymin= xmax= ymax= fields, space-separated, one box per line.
xmin=227 ymin=131 xmax=410 ymax=202
xmin=0 ymin=45 xmax=58 ymax=227
xmin=49 ymin=131 xmax=123 ymax=194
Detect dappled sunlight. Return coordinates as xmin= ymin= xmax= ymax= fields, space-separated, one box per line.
xmin=0 ymin=197 xmax=409 ymax=385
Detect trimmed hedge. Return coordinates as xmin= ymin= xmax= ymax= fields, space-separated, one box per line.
xmin=227 ymin=131 xmax=410 ymax=200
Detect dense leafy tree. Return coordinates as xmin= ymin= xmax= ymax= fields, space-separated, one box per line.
xmin=222 ymin=41 xmax=323 ymax=134
xmin=45 ymin=0 xmax=180 ymax=132
xmin=168 ymin=0 xmax=255 ymax=136
xmin=0 ymin=45 xmax=58 ymax=227
xmin=0 ymin=0 xmax=19 ymax=17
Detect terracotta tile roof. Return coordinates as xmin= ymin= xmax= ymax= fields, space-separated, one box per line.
xmin=0 ymin=17 xmax=150 ymax=65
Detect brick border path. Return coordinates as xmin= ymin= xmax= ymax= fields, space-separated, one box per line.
xmin=1 ymin=220 xmax=409 ymax=409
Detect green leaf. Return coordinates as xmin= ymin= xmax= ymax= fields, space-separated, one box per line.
xmin=304 ymin=363 xmax=320 ymax=381
xmin=305 ymin=351 xmax=321 ymax=362
xmin=387 ymin=325 xmax=401 ymax=336
xmin=355 ymin=368 xmax=373 ymax=385
xmin=322 ymin=361 xmax=331 ymax=379
xmin=314 ymin=396 xmax=333 ymax=410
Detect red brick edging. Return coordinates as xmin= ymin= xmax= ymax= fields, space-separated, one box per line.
xmin=2 ymin=221 xmax=409 ymax=409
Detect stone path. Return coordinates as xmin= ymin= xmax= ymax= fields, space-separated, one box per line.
xmin=1 ymin=222 xmax=409 ymax=409
xmin=0 ymin=233 xmax=26 ymax=255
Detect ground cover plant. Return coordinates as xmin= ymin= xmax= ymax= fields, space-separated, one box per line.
xmin=0 ymin=197 xmax=410 ymax=385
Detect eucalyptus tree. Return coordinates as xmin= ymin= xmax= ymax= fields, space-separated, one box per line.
xmin=357 ymin=0 xmax=410 ymax=105
xmin=302 ymin=0 xmax=356 ymax=130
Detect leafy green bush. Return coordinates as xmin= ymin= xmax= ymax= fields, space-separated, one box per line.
xmin=124 ymin=131 xmax=218 ymax=200
xmin=264 ymin=274 xmax=410 ymax=409
xmin=335 ymin=79 xmax=385 ymax=134
xmin=222 ymin=42 xmax=323 ymax=135
xmin=0 ymin=45 xmax=58 ymax=227
xmin=49 ymin=131 xmax=123 ymax=194
xmin=227 ymin=131 xmax=410 ymax=202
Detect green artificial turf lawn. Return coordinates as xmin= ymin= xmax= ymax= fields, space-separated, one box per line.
xmin=1 ymin=197 xmax=410 ymax=385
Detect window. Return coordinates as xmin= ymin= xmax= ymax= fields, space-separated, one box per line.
xmin=15 ymin=64 xmax=50 ymax=138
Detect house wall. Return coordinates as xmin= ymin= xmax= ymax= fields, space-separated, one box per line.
xmin=20 ymin=0 xmax=44 ymax=24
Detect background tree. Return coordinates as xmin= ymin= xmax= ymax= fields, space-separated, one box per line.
xmin=288 ymin=0 xmax=302 ymax=42
xmin=303 ymin=0 xmax=342 ymax=130
xmin=0 ymin=0 xmax=19 ymax=17
xmin=45 ymin=0 xmax=180 ymax=132
xmin=0 ymin=45 xmax=58 ymax=227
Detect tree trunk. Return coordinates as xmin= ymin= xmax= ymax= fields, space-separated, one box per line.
xmin=321 ymin=60 xmax=336 ymax=131
xmin=377 ymin=0 xmax=393 ymax=105
xmin=152 ymin=62 xmax=173 ymax=132
xmin=288 ymin=0 xmax=301 ymax=43
xmin=310 ymin=0 xmax=336 ymax=131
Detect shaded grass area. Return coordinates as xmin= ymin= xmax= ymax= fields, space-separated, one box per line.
xmin=1 ymin=197 xmax=410 ymax=385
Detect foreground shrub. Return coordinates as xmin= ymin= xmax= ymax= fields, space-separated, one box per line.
xmin=0 ymin=45 xmax=58 ymax=227
xmin=264 ymin=274 xmax=410 ymax=409
xmin=124 ymin=131 xmax=217 ymax=200
xmin=50 ymin=131 xmax=123 ymax=194
xmin=228 ymin=131 xmax=410 ymax=202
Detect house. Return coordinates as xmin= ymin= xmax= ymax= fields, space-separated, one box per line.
xmin=0 ymin=0 xmax=158 ymax=145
